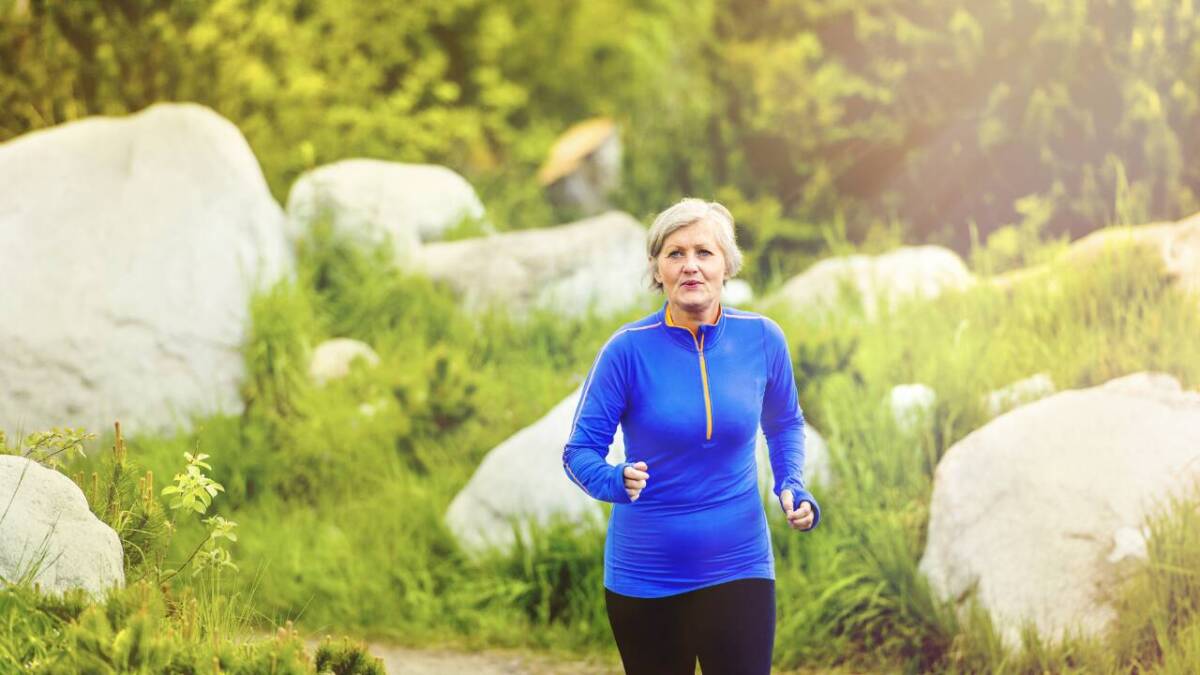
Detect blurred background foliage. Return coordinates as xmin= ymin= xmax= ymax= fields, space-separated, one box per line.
xmin=3 ymin=0 xmax=1199 ymax=284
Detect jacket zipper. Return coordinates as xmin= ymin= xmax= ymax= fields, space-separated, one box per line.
xmin=667 ymin=307 xmax=713 ymax=440
xmin=690 ymin=331 xmax=713 ymax=440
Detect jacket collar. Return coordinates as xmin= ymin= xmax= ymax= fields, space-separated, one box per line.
xmin=660 ymin=301 xmax=726 ymax=351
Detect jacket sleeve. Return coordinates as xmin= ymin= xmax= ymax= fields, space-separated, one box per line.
xmin=760 ymin=318 xmax=821 ymax=529
xmin=562 ymin=332 xmax=634 ymax=504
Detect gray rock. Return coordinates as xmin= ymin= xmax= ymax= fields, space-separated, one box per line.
xmin=538 ymin=118 xmax=621 ymax=216
xmin=447 ymin=387 xmax=831 ymax=553
xmin=755 ymin=424 xmax=832 ymax=521
xmin=1106 ymin=526 xmax=1148 ymax=565
xmin=420 ymin=211 xmax=651 ymax=318
xmin=985 ymin=373 xmax=1055 ymax=417
xmin=990 ymin=214 xmax=1200 ymax=301
xmin=768 ymin=246 xmax=973 ymax=319
xmin=445 ymin=388 xmax=624 ymax=554
xmin=1063 ymin=213 xmax=1200 ymax=298
xmin=286 ymin=159 xmax=486 ymax=263
xmin=0 ymin=455 xmax=124 ymax=598
xmin=722 ymin=279 xmax=754 ymax=307
xmin=890 ymin=383 xmax=936 ymax=432
xmin=0 ymin=103 xmax=292 ymax=437
xmin=919 ymin=372 xmax=1200 ymax=646
xmin=309 ymin=338 xmax=380 ymax=386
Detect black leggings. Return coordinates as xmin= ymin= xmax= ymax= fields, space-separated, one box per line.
xmin=605 ymin=578 xmax=775 ymax=675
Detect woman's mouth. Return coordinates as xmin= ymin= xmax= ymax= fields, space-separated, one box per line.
xmin=682 ymin=281 xmax=702 ymax=288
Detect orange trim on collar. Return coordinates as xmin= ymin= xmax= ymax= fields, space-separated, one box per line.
xmin=665 ymin=305 xmax=722 ymax=338
xmin=664 ymin=304 xmax=716 ymax=441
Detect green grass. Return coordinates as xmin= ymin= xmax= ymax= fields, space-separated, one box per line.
xmin=766 ymin=238 xmax=1200 ymax=672
xmin=15 ymin=225 xmax=1200 ymax=672
xmin=53 ymin=224 xmax=650 ymax=652
xmin=0 ymin=574 xmax=382 ymax=673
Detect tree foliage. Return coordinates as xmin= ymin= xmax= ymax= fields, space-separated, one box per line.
xmin=2 ymin=0 xmax=1198 ymax=282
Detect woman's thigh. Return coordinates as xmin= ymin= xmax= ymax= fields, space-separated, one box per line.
xmin=691 ymin=578 xmax=775 ymax=675
xmin=605 ymin=588 xmax=696 ymax=675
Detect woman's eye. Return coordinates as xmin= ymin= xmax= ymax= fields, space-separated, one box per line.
xmin=698 ymin=250 xmax=712 ymax=257
xmin=667 ymin=251 xmax=683 ymax=258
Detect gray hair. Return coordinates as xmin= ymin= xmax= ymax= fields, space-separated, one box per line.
xmin=646 ymin=198 xmax=743 ymax=291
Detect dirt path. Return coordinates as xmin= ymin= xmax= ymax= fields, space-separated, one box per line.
xmin=302 ymin=635 xmax=866 ymax=674
xmin=360 ymin=643 xmax=619 ymax=674
xmin=350 ymin=642 xmax=865 ymax=674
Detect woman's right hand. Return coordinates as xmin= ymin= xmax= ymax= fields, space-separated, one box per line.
xmin=623 ymin=461 xmax=650 ymax=502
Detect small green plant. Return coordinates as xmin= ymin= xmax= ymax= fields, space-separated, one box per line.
xmin=159 ymin=450 xmax=238 ymax=582
xmin=161 ymin=451 xmax=224 ymax=514
xmin=2 ymin=427 xmax=95 ymax=467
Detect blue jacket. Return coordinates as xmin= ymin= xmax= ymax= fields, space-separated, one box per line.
xmin=563 ymin=302 xmax=820 ymax=597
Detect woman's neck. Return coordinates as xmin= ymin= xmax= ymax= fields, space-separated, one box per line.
xmin=667 ymin=301 xmax=721 ymax=335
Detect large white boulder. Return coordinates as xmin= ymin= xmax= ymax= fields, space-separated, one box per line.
xmin=919 ymin=373 xmax=1200 ymax=646
xmin=286 ymin=159 xmax=487 ymax=260
xmin=0 ymin=455 xmax=124 ymax=598
xmin=420 ymin=211 xmax=651 ymax=318
xmin=768 ymin=246 xmax=973 ymax=319
xmin=447 ymin=387 xmax=831 ymax=553
xmin=1062 ymin=213 xmax=1200 ymax=297
xmin=991 ymin=213 xmax=1200 ymax=300
xmin=0 ymin=103 xmax=292 ymax=437
xmin=446 ymin=388 xmax=625 ymax=554
xmin=755 ymin=424 xmax=833 ymax=505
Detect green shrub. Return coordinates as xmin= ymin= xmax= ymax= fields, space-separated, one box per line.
xmin=0 ymin=581 xmax=335 ymax=674
xmin=313 ymin=637 xmax=385 ymax=675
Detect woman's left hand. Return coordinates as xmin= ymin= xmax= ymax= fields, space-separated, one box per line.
xmin=779 ymin=490 xmax=815 ymax=531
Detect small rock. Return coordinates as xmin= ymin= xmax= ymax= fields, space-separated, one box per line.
xmin=890 ymin=383 xmax=936 ymax=432
xmin=985 ymin=373 xmax=1055 ymax=417
xmin=1107 ymin=526 xmax=1148 ymax=564
xmin=0 ymin=455 xmax=124 ymax=598
xmin=723 ymin=279 xmax=754 ymax=307
xmin=309 ymin=338 xmax=380 ymax=385
xmin=537 ymin=118 xmax=621 ymax=216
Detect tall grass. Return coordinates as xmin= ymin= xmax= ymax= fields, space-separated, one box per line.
xmin=768 ymin=238 xmax=1200 ymax=672
xmin=38 ymin=225 xmax=1200 ymax=672
xmin=58 ymin=225 xmax=648 ymax=656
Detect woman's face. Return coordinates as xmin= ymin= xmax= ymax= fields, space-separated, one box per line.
xmin=654 ymin=219 xmax=726 ymax=315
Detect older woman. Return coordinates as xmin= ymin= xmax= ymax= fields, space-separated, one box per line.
xmin=562 ymin=198 xmax=820 ymax=675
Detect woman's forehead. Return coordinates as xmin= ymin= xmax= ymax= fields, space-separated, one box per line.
xmin=662 ymin=219 xmax=719 ymax=247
